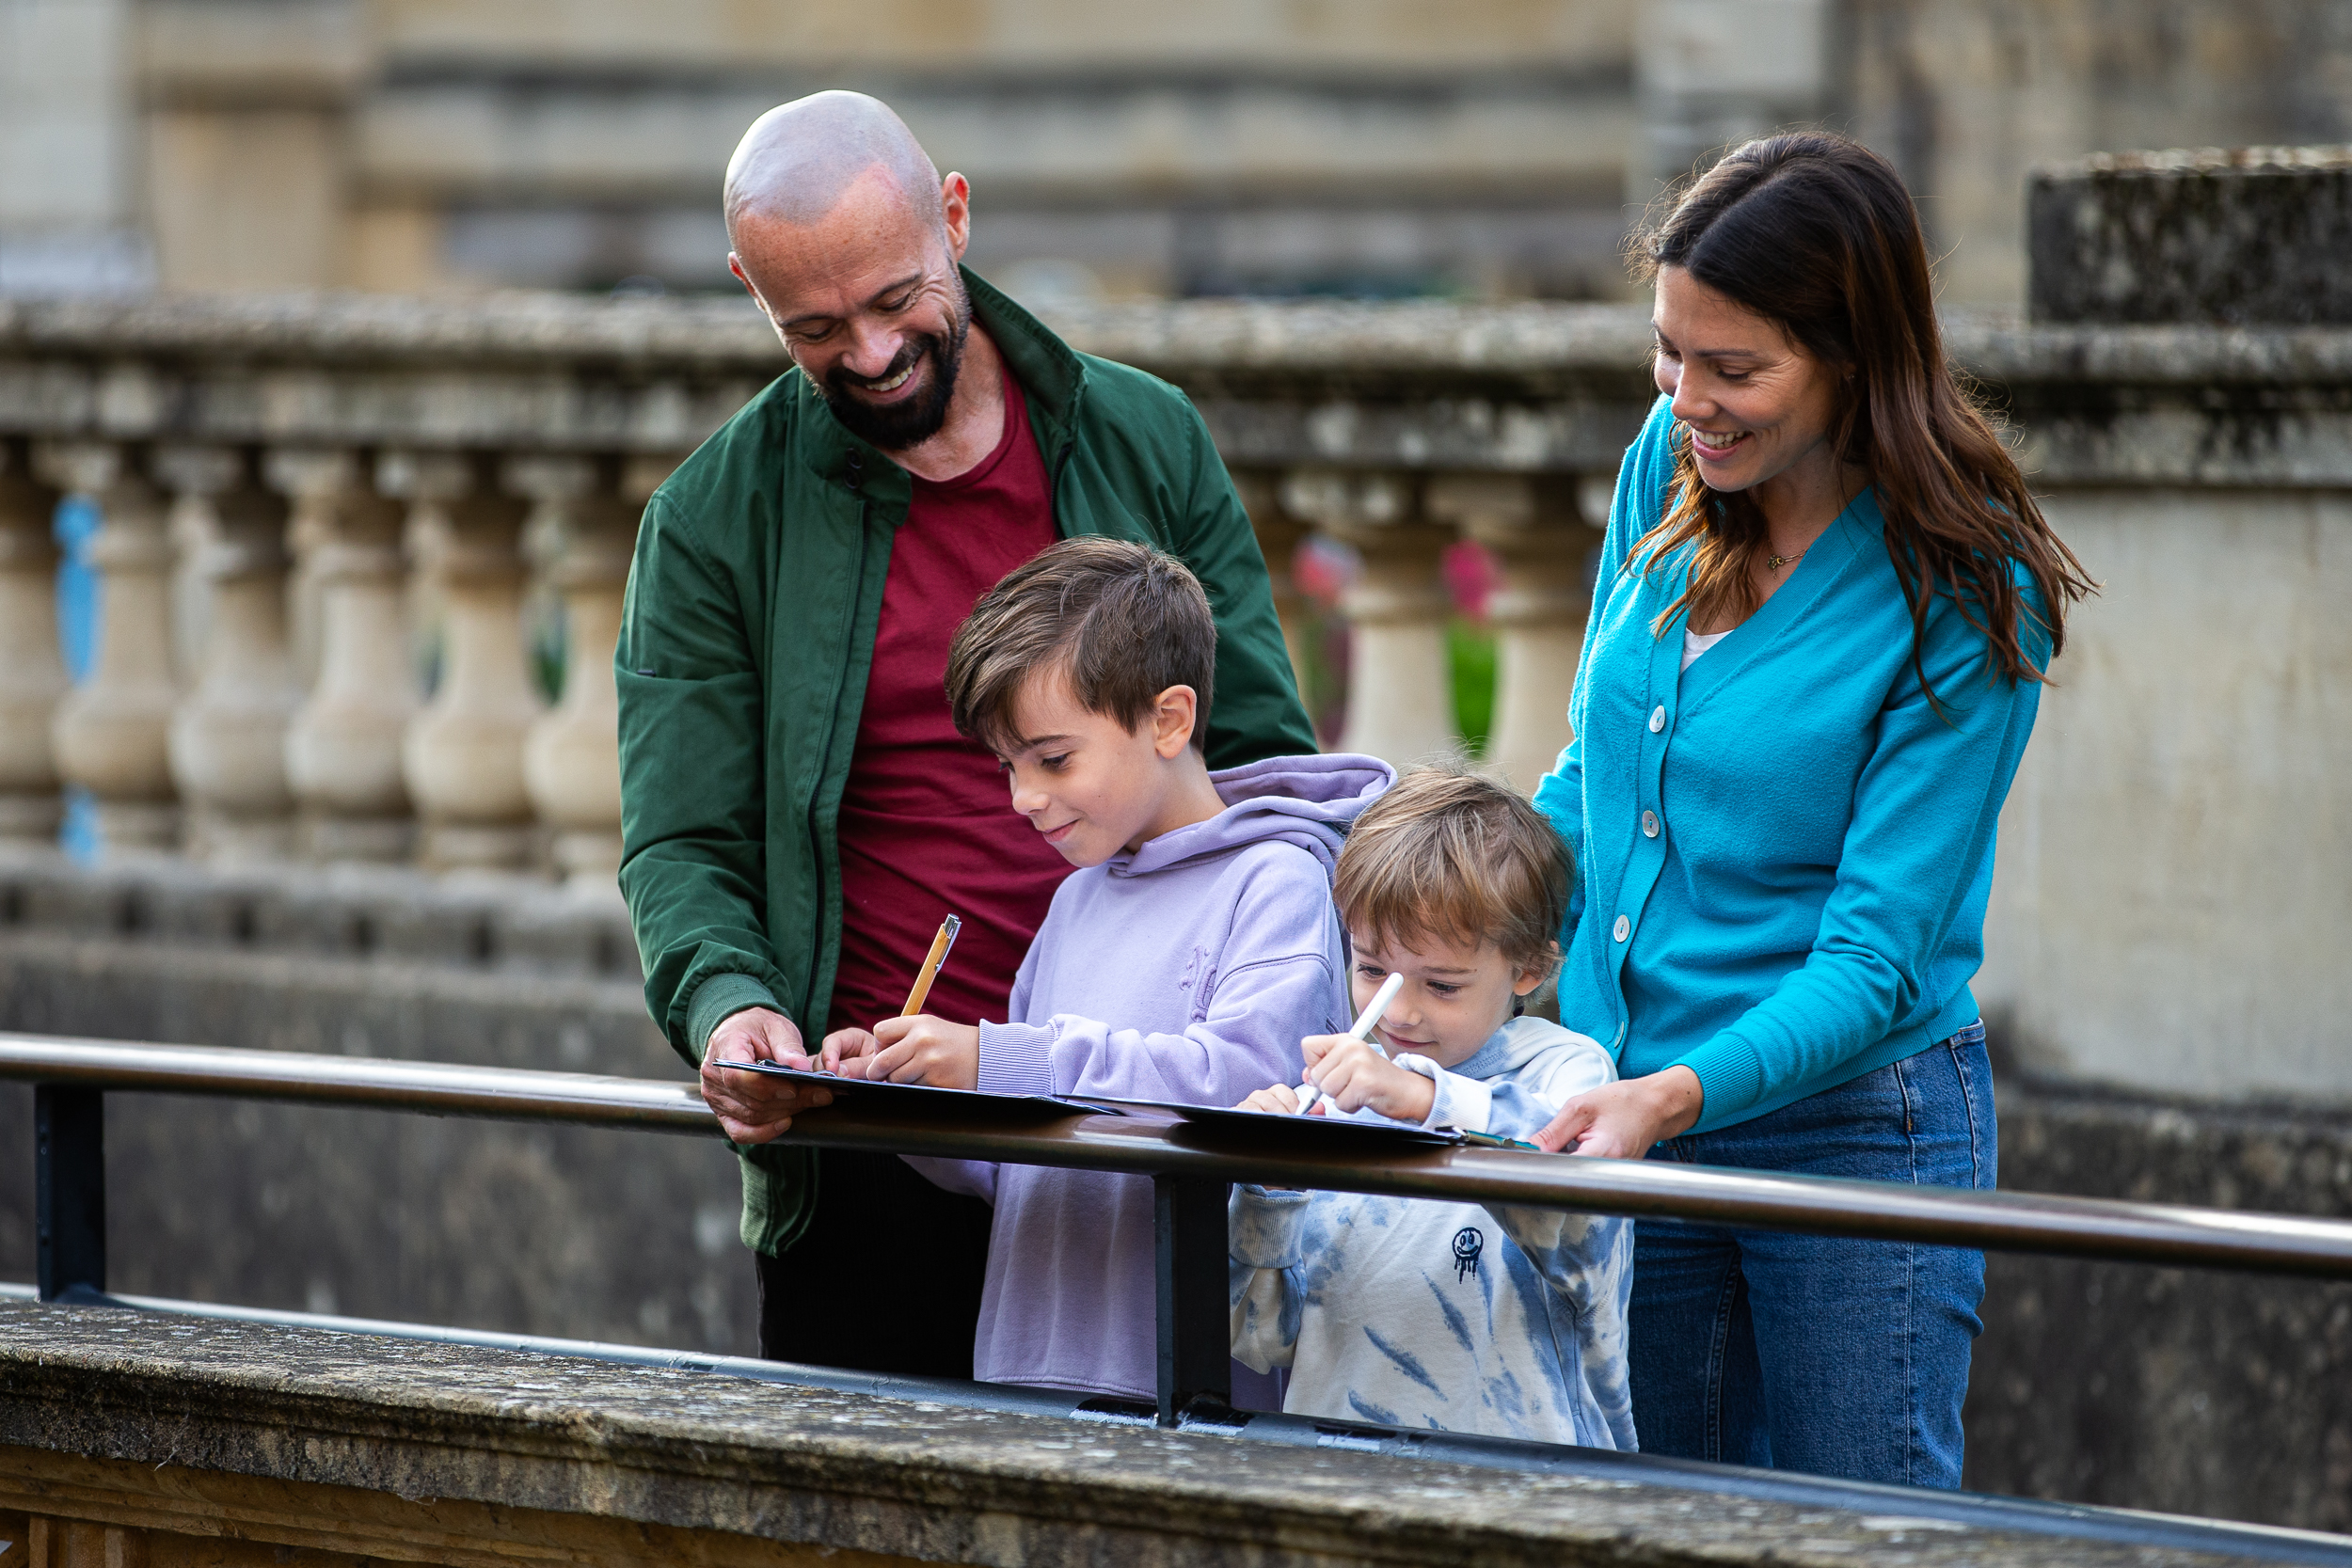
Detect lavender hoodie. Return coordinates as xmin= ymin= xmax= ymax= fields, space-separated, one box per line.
xmin=911 ymin=752 xmax=1392 ymax=1400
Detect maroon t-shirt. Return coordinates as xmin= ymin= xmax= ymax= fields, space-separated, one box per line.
xmin=826 ymin=366 xmax=1072 ymax=1037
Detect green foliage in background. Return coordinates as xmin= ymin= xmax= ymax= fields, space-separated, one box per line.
xmin=1449 ymin=617 xmax=1496 ymax=758
xmin=1294 ymin=607 xmax=1498 ymax=757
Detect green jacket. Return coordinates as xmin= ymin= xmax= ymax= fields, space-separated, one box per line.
xmin=615 ymin=269 xmax=1318 ymax=1254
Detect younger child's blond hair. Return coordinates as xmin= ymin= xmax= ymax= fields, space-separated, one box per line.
xmin=1334 ymin=763 xmax=1571 ymax=974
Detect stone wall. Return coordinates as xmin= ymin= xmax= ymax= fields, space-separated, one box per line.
xmin=0 ymin=854 xmax=757 ymax=1354
xmin=1963 ymin=1074 xmax=2352 ymax=1532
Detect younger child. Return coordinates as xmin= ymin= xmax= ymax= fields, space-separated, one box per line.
xmin=1230 ymin=766 xmax=1636 ymax=1449
xmin=824 ymin=536 xmax=1391 ymax=1402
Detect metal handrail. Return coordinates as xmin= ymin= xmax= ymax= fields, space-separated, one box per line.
xmin=8 ymin=1031 xmax=2352 ymax=1280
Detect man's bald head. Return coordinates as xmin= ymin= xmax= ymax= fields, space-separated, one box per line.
xmin=724 ymin=90 xmax=945 ymax=245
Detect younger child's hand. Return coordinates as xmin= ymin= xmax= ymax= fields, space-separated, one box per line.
xmin=866 ymin=1014 xmax=982 ymax=1090
xmin=1303 ymin=1035 xmax=1436 ymax=1124
xmin=1235 ymin=1084 xmax=1306 ymax=1115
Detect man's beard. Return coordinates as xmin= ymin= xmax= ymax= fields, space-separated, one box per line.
xmin=815 ymin=295 xmax=973 ymax=452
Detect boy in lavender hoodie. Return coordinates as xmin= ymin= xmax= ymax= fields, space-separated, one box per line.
xmin=822 ymin=536 xmax=1390 ymax=1401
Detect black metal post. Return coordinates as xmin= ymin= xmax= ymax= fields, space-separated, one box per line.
xmin=1153 ymin=1173 xmax=1231 ymax=1427
xmin=35 ymin=1085 xmax=104 ymax=1301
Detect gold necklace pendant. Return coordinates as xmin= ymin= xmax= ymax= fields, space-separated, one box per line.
xmin=1766 ymin=548 xmax=1805 ymax=571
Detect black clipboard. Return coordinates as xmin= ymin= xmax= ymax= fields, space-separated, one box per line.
xmin=715 ymin=1059 xmax=1125 ymax=1122
xmin=1109 ymin=1098 xmax=1467 ymax=1151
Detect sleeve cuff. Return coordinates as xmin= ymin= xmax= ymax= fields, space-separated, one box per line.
xmin=1391 ymin=1053 xmax=1493 ymax=1132
xmin=687 ymin=973 xmax=786 ymax=1058
xmin=1229 ymin=1186 xmax=1312 ymax=1268
xmin=1676 ymin=1034 xmax=1766 ymax=1125
xmin=977 ymin=1021 xmax=1059 ymax=1097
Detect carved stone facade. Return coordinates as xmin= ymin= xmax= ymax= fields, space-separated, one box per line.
xmin=8 ymin=2 xmax=2352 ymax=307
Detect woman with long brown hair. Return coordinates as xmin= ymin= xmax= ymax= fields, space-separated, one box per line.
xmin=1530 ymin=133 xmax=2094 ymax=1486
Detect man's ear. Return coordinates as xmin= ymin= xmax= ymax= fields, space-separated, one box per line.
xmin=941 ymin=172 xmax=973 ymax=261
xmin=732 ymin=256 xmax=794 ymax=359
xmin=1151 ymin=685 xmax=1199 ymax=758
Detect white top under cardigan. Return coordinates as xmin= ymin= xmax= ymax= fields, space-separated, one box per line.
xmin=1681 ymin=626 xmax=1729 ymax=671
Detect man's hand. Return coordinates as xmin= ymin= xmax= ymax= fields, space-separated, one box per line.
xmin=866 ymin=1014 xmax=981 ymax=1089
xmin=700 ymin=1006 xmax=831 ymax=1143
xmin=1534 ymin=1066 xmax=1704 ymax=1157
xmin=1301 ymin=1033 xmax=1436 ymax=1124
xmin=1236 ymin=1084 xmax=1306 ymax=1115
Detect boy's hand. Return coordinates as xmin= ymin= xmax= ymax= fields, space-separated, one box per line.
xmin=866 ymin=1014 xmax=982 ymax=1090
xmin=818 ymin=1027 xmax=882 ymax=1078
xmin=1236 ymin=1084 xmax=1307 ymax=1115
xmin=1302 ymin=1034 xmax=1436 ymax=1124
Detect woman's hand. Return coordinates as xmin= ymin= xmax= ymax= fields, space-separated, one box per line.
xmin=865 ymin=1014 xmax=982 ymax=1089
xmin=1536 ymin=1066 xmax=1705 ymax=1157
xmin=1302 ymin=1034 xmax=1436 ymax=1124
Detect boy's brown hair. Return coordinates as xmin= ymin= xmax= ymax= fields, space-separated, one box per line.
xmin=1334 ymin=763 xmax=1571 ymax=974
xmin=946 ymin=536 xmax=1217 ymax=753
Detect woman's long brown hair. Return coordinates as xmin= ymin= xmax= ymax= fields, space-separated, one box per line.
xmin=1632 ymin=133 xmax=2094 ymax=694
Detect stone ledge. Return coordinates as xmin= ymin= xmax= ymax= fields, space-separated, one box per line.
xmin=0 ymin=1445 xmax=910 ymax=1568
xmin=12 ymin=292 xmax=2352 ymax=389
xmin=0 ymin=1300 xmax=2277 ymax=1568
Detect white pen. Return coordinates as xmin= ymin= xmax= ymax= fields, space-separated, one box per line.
xmin=1297 ymin=971 xmax=1406 ymax=1117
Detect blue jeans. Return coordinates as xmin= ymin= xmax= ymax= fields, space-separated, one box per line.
xmin=1629 ymin=1024 xmax=1995 ymax=1488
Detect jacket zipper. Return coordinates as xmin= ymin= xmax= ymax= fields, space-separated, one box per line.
xmin=803 ymin=451 xmax=869 ymax=1025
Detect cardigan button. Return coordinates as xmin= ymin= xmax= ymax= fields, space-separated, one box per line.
xmin=1648 ymin=705 xmax=1666 ymax=733
xmin=1613 ymin=914 xmax=1630 ymax=942
xmin=1642 ymin=810 xmax=1660 ymax=838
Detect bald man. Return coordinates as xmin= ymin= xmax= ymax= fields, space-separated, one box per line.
xmin=615 ymin=93 xmax=1315 ymax=1377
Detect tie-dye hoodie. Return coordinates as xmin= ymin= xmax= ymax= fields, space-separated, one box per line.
xmin=1229 ymin=1016 xmax=1638 ymax=1449
xmin=910 ymin=752 xmax=1393 ymax=1401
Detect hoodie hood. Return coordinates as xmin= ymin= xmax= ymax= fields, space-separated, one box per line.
xmin=1107 ymin=752 xmax=1393 ymax=879
xmin=1452 ymin=1013 xmax=1581 ymax=1081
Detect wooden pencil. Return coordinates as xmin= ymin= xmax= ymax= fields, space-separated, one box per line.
xmin=900 ymin=913 xmax=963 ymax=1016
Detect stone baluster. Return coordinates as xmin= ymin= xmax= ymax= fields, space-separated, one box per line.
xmin=40 ymin=443 xmax=182 ymax=855
xmin=1231 ymin=470 xmax=1314 ymax=703
xmin=0 ymin=442 xmax=68 ymax=848
xmin=277 ymin=449 xmax=418 ymax=863
xmin=389 ymin=451 xmax=546 ymax=873
xmin=1281 ymin=468 xmax=1457 ymax=768
xmin=156 ymin=444 xmax=237 ymax=685
xmin=278 ymin=450 xmax=344 ymax=691
xmin=512 ymin=455 xmax=638 ymax=893
xmin=165 ymin=447 xmax=301 ymax=863
xmin=1425 ymin=474 xmax=1596 ymax=793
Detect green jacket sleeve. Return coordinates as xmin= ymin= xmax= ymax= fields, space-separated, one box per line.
xmin=615 ymin=491 xmax=800 ymax=1069
xmin=1172 ymin=398 xmax=1320 ymax=767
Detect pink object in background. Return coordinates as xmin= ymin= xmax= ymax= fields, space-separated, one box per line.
xmin=1289 ymin=533 xmax=1357 ymax=608
xmin=1442 ymin=538 xmax=1497 ymax=620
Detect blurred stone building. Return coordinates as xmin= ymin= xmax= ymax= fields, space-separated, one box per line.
xmin=6 ymin=0 xmax=2350 ymax=305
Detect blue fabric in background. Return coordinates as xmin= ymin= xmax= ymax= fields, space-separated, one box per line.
xmin=54 ymin=494 xmax=102 ymax=862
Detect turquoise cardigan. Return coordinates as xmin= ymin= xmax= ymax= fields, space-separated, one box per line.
xmin=1534 ymin=397 xmax=2046 ymax=1134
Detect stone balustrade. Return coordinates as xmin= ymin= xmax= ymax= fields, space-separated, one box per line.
xmin=2 ymin=292 xmax=2349 ymax=1103
xmin=0 ymin=293 xmax=1647 ymax=898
